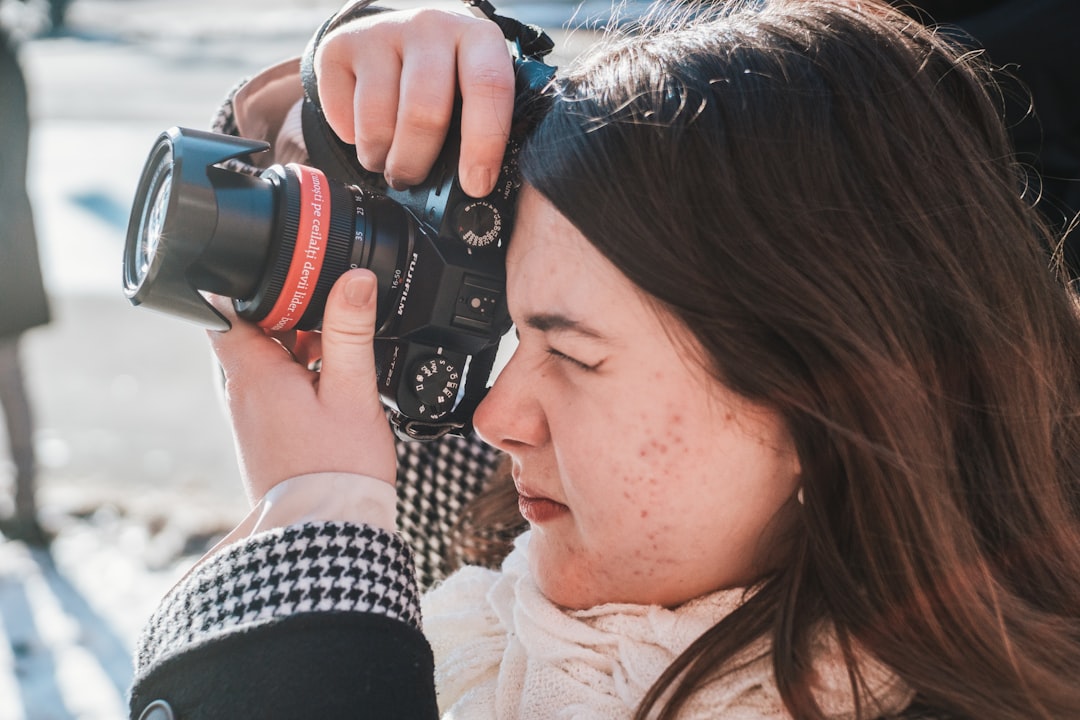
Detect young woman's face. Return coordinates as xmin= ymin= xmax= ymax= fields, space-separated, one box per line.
xmin=472 ymin=187 xmax=802 ymax=609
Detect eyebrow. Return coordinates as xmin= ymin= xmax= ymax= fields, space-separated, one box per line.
xmin=522 ymin=313 xmax=609 ymax=341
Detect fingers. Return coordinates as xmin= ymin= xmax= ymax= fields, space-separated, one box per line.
xmin=457 ymin=22 xmax=516 ymax=196
xmin=205 ymin=271 xmax=397 ymax=500
xmin=315 ymin=9 xmax=514 ymax=197
xmin=206 ymin=297 xmax=305 ymax=382
xmin=317 ymin=268 xmax=398 ymax=484
xmin=317 ymin=269 xmax=381 ymax=413
xmin=387 ymin=27 xmax=458 ymax=189
xmin=348 ymin=45 xmax=401 ymax=173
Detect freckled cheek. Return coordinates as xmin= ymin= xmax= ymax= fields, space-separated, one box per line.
xmin=630 ymin=412 xmax=697 ymax=481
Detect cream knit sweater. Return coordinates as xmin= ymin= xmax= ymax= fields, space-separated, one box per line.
xmin=423 ymin=532 xmax=914 ymax=719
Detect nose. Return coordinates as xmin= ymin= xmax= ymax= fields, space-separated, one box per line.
xmin=472 ymin=347 xmax=548 ymax=452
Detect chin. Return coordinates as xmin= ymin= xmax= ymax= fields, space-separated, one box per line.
xmin=531 ymin=556 xmax=597 ymax=609
xmin=535 ymin=575 xmax=593 ymax=610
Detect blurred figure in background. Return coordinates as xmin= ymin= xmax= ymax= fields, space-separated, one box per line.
xmin=894 ymin=0 xmax=1080 ymax=272
xmin=4 ymin=0 xmax=71 ymax=34
xmin=0 ymin=23 xmax=52 ymax=546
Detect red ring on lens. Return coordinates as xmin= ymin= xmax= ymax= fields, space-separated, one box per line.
xmin=258 ymin=164 xmax=330 ymax=332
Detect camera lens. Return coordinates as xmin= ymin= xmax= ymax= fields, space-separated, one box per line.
xmin=123 ymin=128 xmax=416 ymax=334
xmin=139 ymin=166 xmax=170 ymax=282
xmin=125 ymin=140 xmax=175 ymax=297
xmin=232 ymin=162 xmax=416 ymax=333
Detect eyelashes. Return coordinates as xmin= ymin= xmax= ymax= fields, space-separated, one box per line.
xmin=546 ymin=347 xmax=596 ymax=371
xmin=513 ymin=326 xmax=600 ymax=372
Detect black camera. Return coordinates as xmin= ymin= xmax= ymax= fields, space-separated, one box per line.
xmin=122 ymin=1 xmax=554 ymax=441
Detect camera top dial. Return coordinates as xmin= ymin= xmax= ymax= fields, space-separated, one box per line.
xmin=454 ymin=200 xmax=502 ymax=248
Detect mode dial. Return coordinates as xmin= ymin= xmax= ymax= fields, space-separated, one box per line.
xmin=411 ymin=356 xmax=461 ymax=419
xmin=454 ymin=201 xmax=502 ymax=248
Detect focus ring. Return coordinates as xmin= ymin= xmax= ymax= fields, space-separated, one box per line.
xmin=235 ymin=169 xmax=300 ymax=323
xmin=297 ymin=177 xmax=357 ymax=329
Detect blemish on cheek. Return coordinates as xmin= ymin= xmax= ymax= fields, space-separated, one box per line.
xmin=640 ymin=509 xmax=649 ymax=519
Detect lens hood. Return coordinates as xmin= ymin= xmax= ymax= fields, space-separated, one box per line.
xmin=123 ymin=127 xmax=274 ymax=331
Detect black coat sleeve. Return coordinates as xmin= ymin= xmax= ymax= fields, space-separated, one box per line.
xmin=128 ymin=522 xmax=438 ymax=719
xmin=130 ymin=612 xmax=437 ymax=719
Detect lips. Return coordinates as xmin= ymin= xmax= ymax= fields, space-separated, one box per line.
xmin=514 ymin=473 xmax=569 ymax=524
xmin=517 ymin=492 xmax=570 ymax=524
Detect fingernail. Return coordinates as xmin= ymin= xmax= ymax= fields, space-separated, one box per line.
xmin=466 ymin=166 xmax=494 ymax=197
xmin=345 ymin=273 xmax=377 ymax=307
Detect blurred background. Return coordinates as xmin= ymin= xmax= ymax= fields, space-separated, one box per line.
xmin=0 ymin=0 xmax=618 ymax=716
xmin=1 ymin=0 xmax=1076 ymax=717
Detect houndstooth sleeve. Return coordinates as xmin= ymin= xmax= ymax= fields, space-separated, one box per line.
xmin=136 ymin=521 xmax=421 ymax=674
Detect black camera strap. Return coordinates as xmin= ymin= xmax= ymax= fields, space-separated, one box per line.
xmin=462 ymin=0 xmax=554 ymax=58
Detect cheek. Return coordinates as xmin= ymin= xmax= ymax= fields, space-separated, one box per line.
xmin=622 ymin=408 xmax=711 ymax=489
xmin=598 ymin=410 xmax=698 ymax=527
xmin=631 ymin=410 xmax=689 ymax=464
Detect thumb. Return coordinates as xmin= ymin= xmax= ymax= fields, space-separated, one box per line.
xmin=317 ymin=268 xmax=382 ymax=414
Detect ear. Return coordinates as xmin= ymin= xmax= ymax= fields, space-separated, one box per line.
xmin=789 ymin=443 xmax=803 ymax=504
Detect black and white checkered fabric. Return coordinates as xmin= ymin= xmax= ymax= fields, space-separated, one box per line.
xmin=394 ymin=434 xmax=503 ymax=588
xmin=137 ymin=522 xmax=420 ymax=673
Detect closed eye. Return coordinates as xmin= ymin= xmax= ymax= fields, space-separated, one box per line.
xmin=546 ymin=347 xmax=596 ymax=371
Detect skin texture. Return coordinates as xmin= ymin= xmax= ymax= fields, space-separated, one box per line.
xmin=472 ymin=188 xmax=803 ymax=609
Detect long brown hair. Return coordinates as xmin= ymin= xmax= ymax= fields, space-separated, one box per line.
xmin=457 ymin=0 xmax=1080 ymax=717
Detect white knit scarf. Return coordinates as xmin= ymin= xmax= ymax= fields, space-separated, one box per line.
xmin=421 ymin=532 xmax=914 ymax=719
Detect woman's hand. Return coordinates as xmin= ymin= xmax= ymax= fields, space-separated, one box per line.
xmin=208 ymin=269 xmax=397 ymax=504
xmin=314 ymin=7 xmax=516 ymax=197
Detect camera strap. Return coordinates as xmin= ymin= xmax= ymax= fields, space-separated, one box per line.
xmin=463 ymin=0 xmax=554 ymax=58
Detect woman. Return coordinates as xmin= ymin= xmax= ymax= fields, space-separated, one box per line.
xmin=129 ymin=0 xmax=1080 ymax=718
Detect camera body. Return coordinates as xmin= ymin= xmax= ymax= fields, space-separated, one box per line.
xmin=123 ymin=3 xmax=555 ymax=440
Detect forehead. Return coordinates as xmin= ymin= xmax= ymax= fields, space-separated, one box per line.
xmin=506 ymin=187 xmax=631 ymax=316
xmin=505 ymin=186 xmax=721 ymax=385
xmin=508 ymin=187 xmax=590 ymax=270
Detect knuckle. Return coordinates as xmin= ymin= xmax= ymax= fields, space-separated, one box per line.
xmin=408 ymin=7 xmax=462 ymax=33
xmin=353 ymin=123 xmax=394 ymax=170
xmin=469 ymin=19 xmax=511 ymax=49
xmin=398 ymin=100 xmax=452 ymax=139
xmin=466 ymin=64 xmax=515 ymax=98
xmin=220 ymin=365 xmax=259 ymax=407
